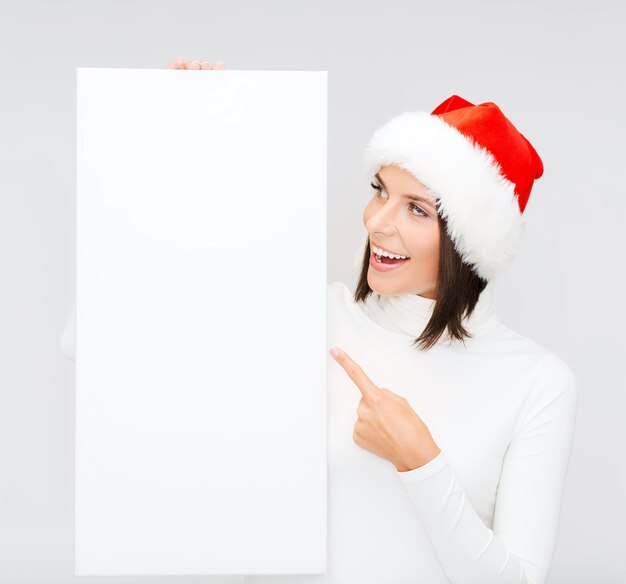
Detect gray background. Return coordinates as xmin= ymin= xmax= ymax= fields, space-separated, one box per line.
xmin=1 ymin=0 xmax=624 ymax=582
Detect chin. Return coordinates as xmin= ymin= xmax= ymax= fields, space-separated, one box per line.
xmin=367 ymin=272 xmax=403 ymax=296
xmin=368 ymin=270 xmax=433 ymax=298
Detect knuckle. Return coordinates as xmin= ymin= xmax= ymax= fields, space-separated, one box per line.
xmin=350 ymin=364 xmax=362 ymax=376
xmin=369 ymin=393 xmax=382 ymax=406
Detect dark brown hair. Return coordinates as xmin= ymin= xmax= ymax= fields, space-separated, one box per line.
xmin=354 ymin=211 xmax=488 ymax=351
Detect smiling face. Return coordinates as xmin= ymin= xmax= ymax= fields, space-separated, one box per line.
xmin=362 ymin=164 xmax=441 ymax=299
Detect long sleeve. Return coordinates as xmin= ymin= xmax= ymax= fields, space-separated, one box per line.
xmin=60 ymin=301 xmax=76 ymax=362
xmin=394 ymin=352 xmax=579 ymax=584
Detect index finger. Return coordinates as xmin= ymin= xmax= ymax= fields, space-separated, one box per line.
xmin=329 ymin=347 xmax=380 ymax=400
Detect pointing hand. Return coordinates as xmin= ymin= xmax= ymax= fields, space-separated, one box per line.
xmin=329 ymin=346 xmax=441 ymax=472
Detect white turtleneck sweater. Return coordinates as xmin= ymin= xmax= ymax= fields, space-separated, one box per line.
xmin=60 ymin=280 xmax=578 ymax=584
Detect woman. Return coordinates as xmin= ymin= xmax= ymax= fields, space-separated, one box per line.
xmin=61 ymin=59 xmax=579 ymax=584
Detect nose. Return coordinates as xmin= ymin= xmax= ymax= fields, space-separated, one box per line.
xmin=365 ymin=200 xmax=401 ymax=236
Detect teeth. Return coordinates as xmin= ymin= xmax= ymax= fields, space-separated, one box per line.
xmin=372 ymin=244 xmax=409 ymax=260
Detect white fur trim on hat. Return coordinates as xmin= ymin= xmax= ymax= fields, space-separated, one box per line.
xmin=363 ymin=111 xmax=525 ymax=282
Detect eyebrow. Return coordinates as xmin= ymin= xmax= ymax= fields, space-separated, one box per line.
xmin=374 ymin=173 xmax=438 ymax=209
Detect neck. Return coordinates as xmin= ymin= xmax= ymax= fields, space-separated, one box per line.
xmin=362 ymin=281 xmax=498 ymax=342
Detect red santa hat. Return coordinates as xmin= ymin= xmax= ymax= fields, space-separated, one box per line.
xmin=363 ymin=94 xmax=544 ymax=282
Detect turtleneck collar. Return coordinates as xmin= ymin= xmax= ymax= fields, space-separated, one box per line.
xmin=362 ymin=280 xmax=498 ymax=343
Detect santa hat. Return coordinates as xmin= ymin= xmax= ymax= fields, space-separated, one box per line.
xmin=362 ymin=94 xmax=544 ymax=282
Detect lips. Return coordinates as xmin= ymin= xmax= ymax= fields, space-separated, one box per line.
xmin=369 ymin=251 xmax=410 ymax=272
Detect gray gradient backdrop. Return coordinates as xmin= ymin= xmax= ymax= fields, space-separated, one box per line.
xmin=1 ymin=0 xmax=624 ymax=582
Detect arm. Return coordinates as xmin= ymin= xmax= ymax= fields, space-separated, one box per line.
xmin=60 ymin=302 xmax=76 ymax=362
xmin=395 ymin=352 xmax=579 ymax=584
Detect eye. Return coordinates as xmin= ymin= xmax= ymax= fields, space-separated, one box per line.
xmin=408 ymin=202 xmax=428 ymax=217
xmin=370 ymin=182 xmax=428 ymax=218
xmin=370 ymin=181 xmax=386 ymax=198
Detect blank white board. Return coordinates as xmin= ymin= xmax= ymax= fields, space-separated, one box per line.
xmin=75 ymin=67 xmax=328 ymax=576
